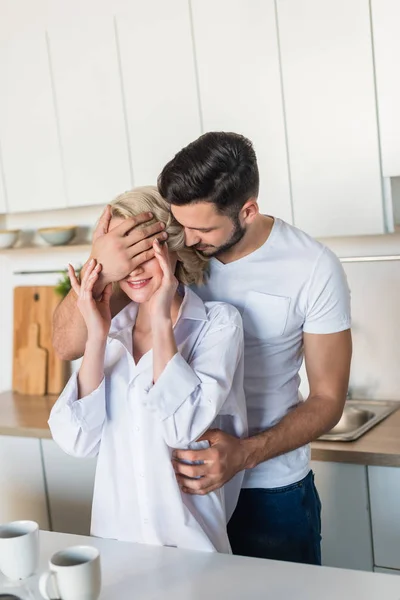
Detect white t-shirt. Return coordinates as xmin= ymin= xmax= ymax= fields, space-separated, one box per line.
xmin=192 ymin=218 xmax=351 ymax=489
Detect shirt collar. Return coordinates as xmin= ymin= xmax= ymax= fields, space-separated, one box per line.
xmin=109 ymin=285 xmax=207 ymax=339
xmin=176 ymin=285 xmax=208 ymax=323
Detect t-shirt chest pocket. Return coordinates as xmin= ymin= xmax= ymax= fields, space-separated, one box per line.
xmin=242 ymin=291 xmax=290 ymax=340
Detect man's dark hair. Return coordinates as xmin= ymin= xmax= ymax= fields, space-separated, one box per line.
xmin=158 ymin=131 xmax=259 ymax=217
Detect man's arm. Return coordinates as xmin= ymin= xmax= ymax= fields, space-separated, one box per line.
xmin=52 ymin=205 xmax=167 ymax=360
xmin=52 ymin=283 xmax=130 ymax=360
xmin=173 ymin=329 xmax=352 ymax=495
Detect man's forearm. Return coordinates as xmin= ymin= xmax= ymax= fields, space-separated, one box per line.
xmin=243 ymin=394 xmax=345 ymax=470
xmin=53 ymin=288 xmax=88 ymax=361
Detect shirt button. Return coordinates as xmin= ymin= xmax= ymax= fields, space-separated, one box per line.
xmin=135 ymin=426 xmax=140 ymax=432
xmin=140 ymin=472 xmax=144 ymax=478
xmin=143 ymin=518 xmax=149 ymax=525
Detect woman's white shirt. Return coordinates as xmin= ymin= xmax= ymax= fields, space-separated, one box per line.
xmin=48 ymin=287 xmax=247 ymax=553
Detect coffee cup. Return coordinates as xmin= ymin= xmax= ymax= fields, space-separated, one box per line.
xmin=39 ymin=545 xmax=101 ymax=600
xmin=0 ymin=520 xmax=39 ymax=580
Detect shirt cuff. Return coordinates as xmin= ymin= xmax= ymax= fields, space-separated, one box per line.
xmin=52 ymin=372 xmax=106 ymax=432
xmin=143 ymin=353 xmax=201 ymax=421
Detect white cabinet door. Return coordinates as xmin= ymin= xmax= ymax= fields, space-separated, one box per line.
xmin=47 ymin=0 xmax=132 ymax=207
xmin=368 ymin=465 xmax=400 ymax=570
xmin=0 ymin=0 xmax=66 ymax=213
xmin=277 ymin=0 xmax=385 ymax=237
xmin=0 ymin=436 xmax=49 ymax=529
xmin=115 ymin=0 xmax=201 ymax=186
xmin=311 ymin=461 xmax=373 ymax=571
xmin=41 ymin=439 xmax=96 ymax=536
xmin=371 ymin=0 xmax=400 ymax=177
xmin=191 ymin=0 xmax=292 ymax=223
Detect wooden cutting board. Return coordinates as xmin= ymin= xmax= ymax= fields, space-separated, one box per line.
xmin=15 ymin=323 xmax=48 ymax=395
xmin=13 ymin=286 xmax=69 ymax=395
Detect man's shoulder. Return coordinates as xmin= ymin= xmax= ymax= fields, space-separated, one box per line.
xmin=276 ymin=218 xmax=325 ymax=257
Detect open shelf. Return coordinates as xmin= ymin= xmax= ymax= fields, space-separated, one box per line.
xmin=0 ymin=243 xmax=91 ymax=255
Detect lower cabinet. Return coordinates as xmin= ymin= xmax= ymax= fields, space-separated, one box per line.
xmin=0 ymin=435 xmax=49 ymax=528
xmin=311 ymin=461 xmax=373 ymax=571
xmin=41 ymin=439 xmax=96 ymax=536
xmin=368 ymin=465 xmax=400 ymax=570
xmin=3 ymin=433 xmax=399 ymax=573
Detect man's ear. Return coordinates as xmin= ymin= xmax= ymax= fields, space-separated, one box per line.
xmin=241 ymin=198 xmax=259 ymax=224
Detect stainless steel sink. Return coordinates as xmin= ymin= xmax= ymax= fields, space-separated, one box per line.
xmin=318 ymin=400 xmax=399 ymax=442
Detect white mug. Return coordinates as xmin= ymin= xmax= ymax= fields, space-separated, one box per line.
xmin=0 ymin=521 xmax=39 ymax=581
xmin=0 ymin=520 xmax=39 ymax=580
xmin=39 ymin=545 xmax=101 ymax=600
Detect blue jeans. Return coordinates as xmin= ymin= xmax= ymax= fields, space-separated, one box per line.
xmin=227 ymin=470 xmax=322 ymax=565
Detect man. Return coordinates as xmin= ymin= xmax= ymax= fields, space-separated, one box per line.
xmin=53 ymin=132 xmax=352 ymax=565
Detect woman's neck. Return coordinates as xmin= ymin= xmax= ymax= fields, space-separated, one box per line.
xmin=134 ymin=290 xmax=184 ymax=334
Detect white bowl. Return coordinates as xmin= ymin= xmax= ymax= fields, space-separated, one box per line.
xmin=0 ymin=229 xmax=20 ymax=248
xmin=38 ymin=226 xmax=77 ymax=246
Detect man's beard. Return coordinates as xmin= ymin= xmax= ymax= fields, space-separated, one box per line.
xmin=195 ymin=215 xmax=246 ymax=258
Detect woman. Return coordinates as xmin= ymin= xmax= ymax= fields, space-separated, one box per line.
xmin=49 ymin=186 xmax=247 ymax=553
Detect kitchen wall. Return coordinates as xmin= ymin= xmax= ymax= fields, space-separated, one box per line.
xmin=1 ymin=207 xmax=400 ymax=400
xmin=300 ymin=231 xmax=400 ymax=401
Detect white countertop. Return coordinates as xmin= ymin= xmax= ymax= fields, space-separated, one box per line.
xmin=1 ymin=530 xmax=399 ymax=599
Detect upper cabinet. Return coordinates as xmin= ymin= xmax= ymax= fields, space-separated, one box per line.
xmin=277 ymin=0 xmax=385 ymax=237
xmin=46 ymin=0 xmax=131 ymax=207
xmin=371 ymin=0 xmax=400 ymax=177
xmin=0 ymin=0 xmax=397 ymax=237
xmin=191 ymin=0 xmax=293 ymax=224
xmin=0 ymin=0 xmax=66 ymax=213
xmin=114 ymin=0 xmax=201 ymax=186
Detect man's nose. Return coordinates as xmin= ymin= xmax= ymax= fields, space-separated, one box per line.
xmin=184 ymin=229 xmax=200 ymax=247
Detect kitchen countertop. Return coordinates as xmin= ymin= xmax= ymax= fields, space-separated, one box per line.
xmin=312 ymin=404 xmax=400 ymax=467
xmin=0 ymin=391 xmax=55 ymax=439
xmin=0 ymin=391 xmax=400 ymax=467
xmin=2 ymin=530 xmax=399 ymax=600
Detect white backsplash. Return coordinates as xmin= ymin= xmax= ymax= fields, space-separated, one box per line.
xmin=1 ymin=209 xmax=400 ymax=400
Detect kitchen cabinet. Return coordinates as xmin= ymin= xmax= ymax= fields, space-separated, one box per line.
xmin=0 ymin=0 xmax=66 ymax=213
xmin=114 ymin=0 xmax=201 ymax=186
xmin=277 ymin=0 xmax=385 ymax=237
xmin=41 ymin=439 xmax=96 ymax=536
xmin=0 ymin=436 xmax=49 ymax=528
xmin=371 ymin=0 xmax=400 ymax=177
xmin=191 ymin=0 xmax=293 ymax=224
xmin=46 ymin=0 xmax=131 ymax=207
xmin=368 ymin=465 xmax=400 ymax=570
xmin=311 ymin=461 xmax=373 ymax=571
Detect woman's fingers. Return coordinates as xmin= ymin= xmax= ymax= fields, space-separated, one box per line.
xmin=153 ymin=239 xmax=172 ymax=279
xmin=68 ymin=264 xmax=81 ymax=296
xmin=84 ymin=263 xmax=102 ymax=294
xmin=101 ymin=283 xmax=113 ymax=306
xmin=80 ymin=258 xmax=97 ymax=288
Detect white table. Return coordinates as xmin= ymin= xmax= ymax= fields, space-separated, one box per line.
xmin=1 ymin=530 xmax=399 ymax=599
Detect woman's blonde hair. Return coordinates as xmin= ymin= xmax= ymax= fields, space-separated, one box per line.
xmin=110 ymin=186 xmax=208 ymax=286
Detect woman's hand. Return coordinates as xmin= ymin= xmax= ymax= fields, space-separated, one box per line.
xmin=149 ymin=239 xmax=178 ymax=323
xmin=68 ymin=259 xmax=113 ymax=342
